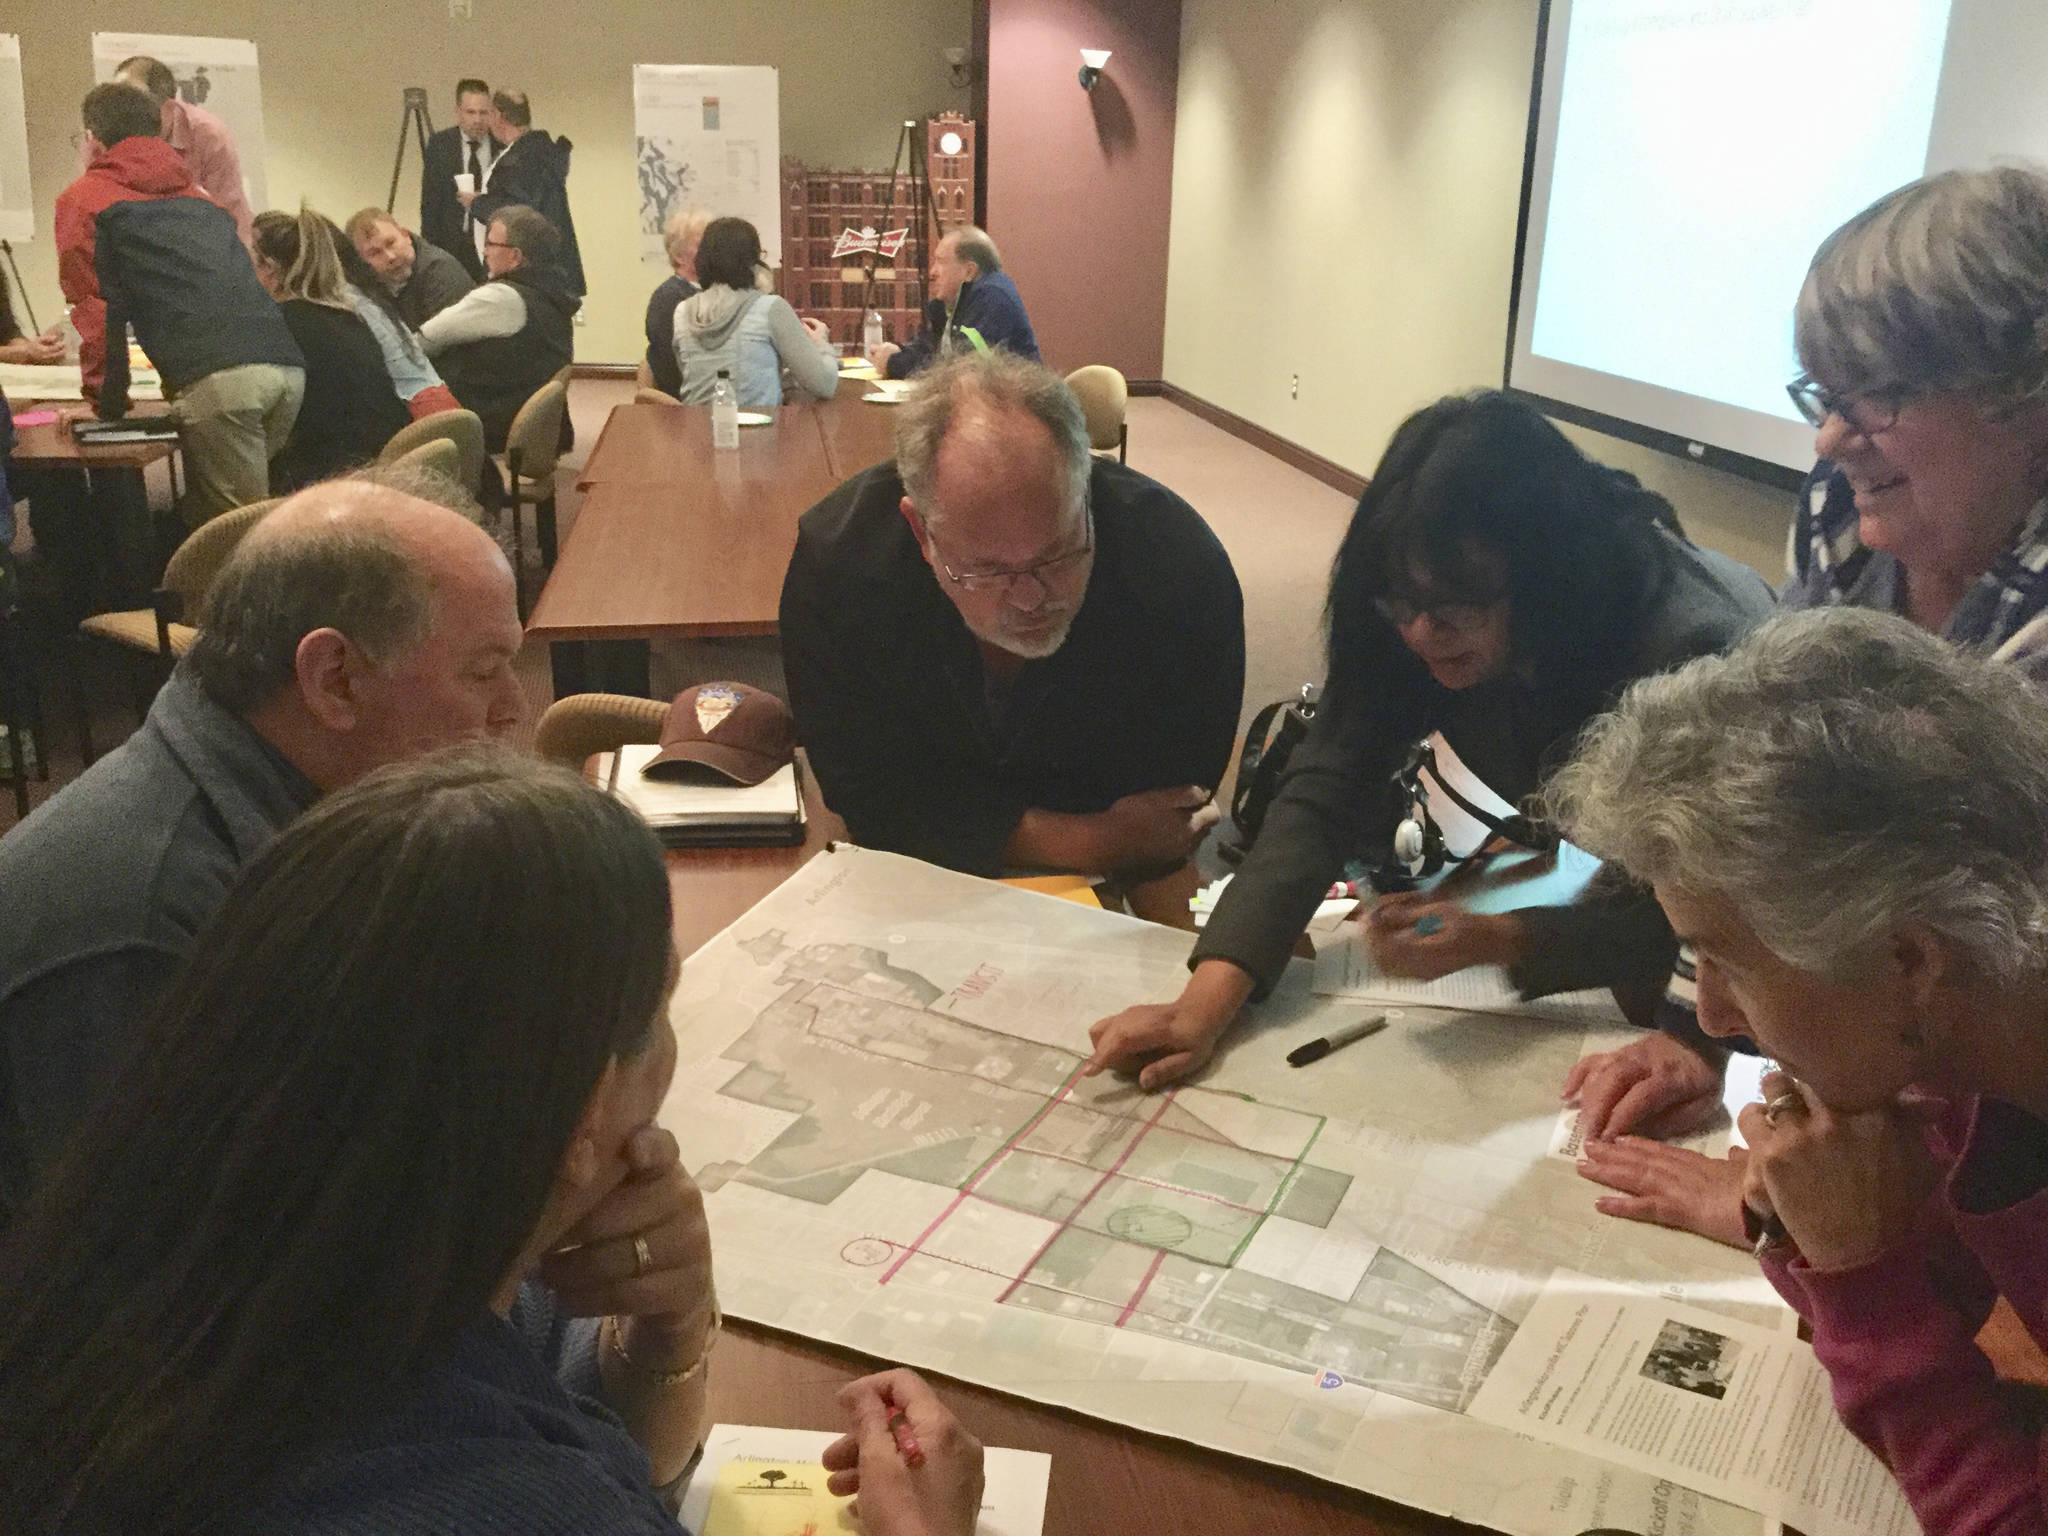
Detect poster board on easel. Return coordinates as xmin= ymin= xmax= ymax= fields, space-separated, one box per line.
xmin=632 ymin=65 xmax=780 ymax=269
xmin=0 ymin=37 xmax=31 ymax=242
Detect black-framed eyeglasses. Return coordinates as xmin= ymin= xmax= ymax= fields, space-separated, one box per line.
xmin=483 ymin=238 xmax=513 ymax=251
xmin=930 ymin=504 xmax=1094 ymax=593
xmin=1373 ymin=592 xmax=1504 ymax=634
xmin=1785 ymin=375 xmax=1899 ymax=436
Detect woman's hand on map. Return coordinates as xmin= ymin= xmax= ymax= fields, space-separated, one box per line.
xmin=825 ymin=1369 xmax=986 ymax=1536
xmin=1576 ymin=1137 xmax=1750 ymax=1250
xmin=1564 ymin=1030 xmax=1728 ymax=1142
xmin=1084 ymin=959 xmax=1255 ymax=1090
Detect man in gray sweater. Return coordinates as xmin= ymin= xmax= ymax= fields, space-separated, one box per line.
xmin=0 ymin=470 xmax=525 ymax=1222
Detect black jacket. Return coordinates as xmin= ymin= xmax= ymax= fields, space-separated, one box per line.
xmin=642 ymin=274 xmax=698 ymax=397
xmin=269 ymin=300 xmax=411 ymax=492
xmin=435 ymin=266 xmax=578 ymax=452
xmin=420 ymin=125 xmax=492 ymax=280
xmin=471 ymin=130 xmax=585 ymax=296
xmin=782 ymin=458 xmax=1246 ymax=876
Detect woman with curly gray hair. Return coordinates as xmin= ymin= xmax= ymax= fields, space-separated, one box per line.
xmin=1551 ymin=608 xmax=2048 ymax=1536
xmin=1569 ymin=165 xmax=2048 ymax=1210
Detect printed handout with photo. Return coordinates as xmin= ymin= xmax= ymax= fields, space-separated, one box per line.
xmin=1640 ymin=1317 xmax=1739 ymax=1400
xmin=0 ymin=37 xmax=30 ymax=241
xmin=91 ymin=33 xmax=269 ymax=213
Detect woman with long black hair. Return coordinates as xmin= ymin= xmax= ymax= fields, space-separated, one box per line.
xmin=0 ymin=747 xmax=714 ymax=1533
xmin=1088 ymin=390 xmax=1774 ymax=1088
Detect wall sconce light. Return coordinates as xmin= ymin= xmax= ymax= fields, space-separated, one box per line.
xmin=1078 ymin=49 xmax=1111 ymax=91
xmin=943 ymin=46 xmax=971 ymax=89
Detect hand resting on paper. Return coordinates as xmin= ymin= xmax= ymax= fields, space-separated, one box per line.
xmin=1362 ymin=891 xmax=1526 ymax=982
xmin=1577 ymin=1138 xmax=1750 ymax=1250
xmin=1565 ymin=1029 xmax=1729 ymax=1142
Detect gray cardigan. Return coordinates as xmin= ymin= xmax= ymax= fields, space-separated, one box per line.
xmin=1192 ymin=535 xmax=1774 ymax=1002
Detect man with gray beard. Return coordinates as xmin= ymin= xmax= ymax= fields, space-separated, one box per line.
xmin=781 ymin=351 xmax=1243 ymax=925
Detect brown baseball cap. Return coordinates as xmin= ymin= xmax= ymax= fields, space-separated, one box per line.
xmin=643 ymin=682 xmax=795 ymax=786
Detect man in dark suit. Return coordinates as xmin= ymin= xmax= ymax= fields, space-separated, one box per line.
xmin=465 ymin=90 xmax=585 ymax=297
xmin=420 ymin=77 xmax=497 ymax=280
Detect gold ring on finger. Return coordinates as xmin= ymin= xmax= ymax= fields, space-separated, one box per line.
xmin=1761 ymin=1092 xmax=1806 ymax=1127
xmin=633 ymin=1234 xmax=653 ymax=1277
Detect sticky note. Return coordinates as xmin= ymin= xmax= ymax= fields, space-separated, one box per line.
xmin=700 ymin=1458 xmax=859 ymax=1536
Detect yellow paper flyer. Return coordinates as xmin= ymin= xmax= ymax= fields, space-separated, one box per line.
xmin=699 ymin=1457 xmax=859 ymax=1536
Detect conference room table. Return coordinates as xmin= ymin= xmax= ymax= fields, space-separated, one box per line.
xmin=669 ymin=783 xmax=1473 ymax=1536
xmin=7 ymin=397 xmax=183 ymax=611
xmin=527 ymin=376 xmax=897 ymax=647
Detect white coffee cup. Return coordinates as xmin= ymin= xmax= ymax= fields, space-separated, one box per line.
xmin=453 ymin=172 xmax=475 ymax=195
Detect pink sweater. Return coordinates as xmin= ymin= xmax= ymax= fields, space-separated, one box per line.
xmin=1763 ymin=1096 xmax=2048 ymax=1536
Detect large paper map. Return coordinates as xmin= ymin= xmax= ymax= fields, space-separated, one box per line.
xmin=663 ymin=848 xmax=1788 ymax=1536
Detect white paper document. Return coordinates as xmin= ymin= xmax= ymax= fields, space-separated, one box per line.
xmin=1467 ymin=1273 xmax=1918 ymax=1536
xmin=662 ymin=847 xmax=1791 ymax=1536
xmin=680 ymin=1424 xmax=1049 ymax=1536
xmin=1312 ymin=927 xmax=1622 ymax=1023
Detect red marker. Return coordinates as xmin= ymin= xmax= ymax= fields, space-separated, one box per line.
xmin=885 ymin=1406 xmax=925 ymax=1468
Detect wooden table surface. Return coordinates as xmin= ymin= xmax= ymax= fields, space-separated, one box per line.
xmin=528 ymin=380 xmax=897 ymax=643
xmin=666 ymin=781 xmax=1477 ymax=1536
xmin=9 ymin=401 xmax=180 ymax=469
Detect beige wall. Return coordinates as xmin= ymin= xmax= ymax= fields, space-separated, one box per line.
xmin=12 ymin=1 xmax=970 ymax=363
xmin=1162 ymin=0 xmax=1796 ymax=583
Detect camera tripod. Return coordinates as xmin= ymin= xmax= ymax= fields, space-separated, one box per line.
xmin=385 ymin=87 xmax=435 ymax=213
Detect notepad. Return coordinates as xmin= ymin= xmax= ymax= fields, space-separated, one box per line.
xmin=680 ymin=1425 xmax=1050 ymax=1536
xmin=598 ymin=743 xmax=806 ymax=847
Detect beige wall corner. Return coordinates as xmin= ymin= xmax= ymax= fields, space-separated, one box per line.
xmin=1162 ymin=0 xmax=1795 ymax=584
xmin=12 ymin=1 xmax=971 ymax=365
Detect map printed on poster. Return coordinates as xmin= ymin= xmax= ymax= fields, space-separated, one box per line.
xmin=91 ymin=33 xmax=269 ymax=214
xmin=662 ymin=848 xmax=1849 ymax=1536
xmin=632 ymin=65 xmax=779 ymax=268
xmin=0 ymin=38 xmax=29 ymax=241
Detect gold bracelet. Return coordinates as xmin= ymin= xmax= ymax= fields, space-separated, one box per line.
xmin=608 ymin=1304 xmax=721 ymax=1388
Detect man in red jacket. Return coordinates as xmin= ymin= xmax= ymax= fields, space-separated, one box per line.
xmin=55 ymin=83 xmax=303 ymax=526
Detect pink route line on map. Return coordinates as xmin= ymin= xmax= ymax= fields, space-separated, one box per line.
xmin=877 ymin=1066 xmax=1089 ymax=1285
xmin=993 ymin=1089 xmax=1181 ymax=1304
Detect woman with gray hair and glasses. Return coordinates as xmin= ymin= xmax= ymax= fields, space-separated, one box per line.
xmin=1549 ymin=607 xmax=2048 ymax=1536
xmin=1567 ymin=165 xmax=2048 ymax=1220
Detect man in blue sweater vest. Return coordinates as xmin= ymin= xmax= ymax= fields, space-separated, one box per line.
xmin=869 ymin=226 xmax=1041 ymax=378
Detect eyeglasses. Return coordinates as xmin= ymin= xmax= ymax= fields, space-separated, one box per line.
xmin=483 ymin=238 xmax=513 ymax=251
xmin=1785 ymin=375 xmax=1900 ymax=436
xmin=1373 ymin=593 xmax=1503 ymax=634
xmin=929 ymin=505 xmax=1094 ymax=593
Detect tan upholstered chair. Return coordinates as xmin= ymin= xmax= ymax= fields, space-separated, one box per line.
xmin=534 ymin=692 xmax=669 ymax=770
xmin=634 ymin=387 xmax=680 ymax=406
xmin=377 ymin=409 xmax=487 ymax=495
xmin=75 ymin=497 xmax=282 ymax=754
xmin=499 ymin=378 xmax=571 ymax=615
xmin=1065 ymin=365 xmax=1129 ymax=463
xmin=386 ymin=437 xmax=462 ymax=480
xmin=81 ymin=498 xmax=281 ymax=665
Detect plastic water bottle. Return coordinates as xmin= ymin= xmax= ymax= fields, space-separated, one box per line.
xmin=863 ymin=308 xmax=884 ymax=355
xmin=711 ymin=369 xmax=740 ymax=450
